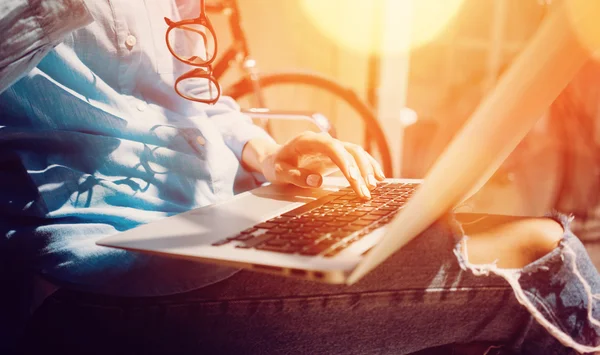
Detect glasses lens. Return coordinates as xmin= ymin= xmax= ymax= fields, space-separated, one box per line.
xmin=176 ymin=75 xmax=220 ymax=103
xmin=167 ymin=23 xmax=216 ymax=65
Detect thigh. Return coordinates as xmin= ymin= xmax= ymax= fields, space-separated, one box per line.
xmin=24 ymin=216 xmax=531 ymax=355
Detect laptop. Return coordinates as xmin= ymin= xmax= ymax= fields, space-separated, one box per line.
xmin=97 ymin=5 xmax=587 ymax=285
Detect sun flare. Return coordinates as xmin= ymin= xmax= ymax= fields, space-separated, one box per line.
xmin=300 ymin=0 xmax=464 ymax=54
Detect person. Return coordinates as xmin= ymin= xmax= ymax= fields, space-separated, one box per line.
xmin=0 ymin=1 xmax=598 ymax=354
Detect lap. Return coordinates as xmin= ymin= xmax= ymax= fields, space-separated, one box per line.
xmin=21 ymin=214 xmax=598 ymax=354
xmin=23 ymin=216 xmax=537 ymax=355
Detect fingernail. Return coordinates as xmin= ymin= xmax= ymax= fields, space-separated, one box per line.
xmin=376 ymin=166 xmax=385 ymax=179
xmin=349 ymin=166 xmax=360 ymax=181
xmin=360 ymin=184 xmax=371 ymax=199
xmin=367 ymin=174 xmax=377 ymax=187
xmin=306 ymin=174 xmax=322 ymax=187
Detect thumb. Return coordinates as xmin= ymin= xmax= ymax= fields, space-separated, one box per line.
xmin=274 ymin=162 xmax=323 ymax=188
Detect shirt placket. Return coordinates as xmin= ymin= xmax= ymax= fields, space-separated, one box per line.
xmin=109 ymin=0 xmax=142 ymax=95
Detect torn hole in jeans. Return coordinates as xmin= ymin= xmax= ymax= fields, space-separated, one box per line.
xmin=452 ymin=215 xmax=600 ymax=353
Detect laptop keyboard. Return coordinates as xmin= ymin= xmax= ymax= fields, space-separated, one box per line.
xmin=211 ymin=182 xmax=418 ymax=257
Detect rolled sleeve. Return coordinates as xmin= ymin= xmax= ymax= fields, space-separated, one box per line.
xmin=0 ymin=0 xmax=94 ymax=93
xmin=205 ymin=96 xmax=276 ymax=161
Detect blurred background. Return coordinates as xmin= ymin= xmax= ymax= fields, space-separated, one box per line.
xmin=210 ymin=0 xmax=600 ymax=263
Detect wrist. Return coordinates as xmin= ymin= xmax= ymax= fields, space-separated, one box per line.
xmin=241 ymin=138 xmax=281 ymax=174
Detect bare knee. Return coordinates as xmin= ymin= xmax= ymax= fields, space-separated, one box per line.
xmin=463 ymin=217 xmax=563 ymax=269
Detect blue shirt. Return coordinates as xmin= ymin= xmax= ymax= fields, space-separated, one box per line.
xmin=0 ymin=0 xmax=274 ymax=296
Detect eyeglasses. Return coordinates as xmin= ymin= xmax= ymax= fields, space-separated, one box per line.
xmin=164 ymin=0 xmax=221 ymax=104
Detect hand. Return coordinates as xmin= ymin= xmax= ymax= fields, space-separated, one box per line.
xmin=242 ymin=132 xmax=386 ymax=199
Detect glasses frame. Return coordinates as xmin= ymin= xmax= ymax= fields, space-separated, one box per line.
xmin=164 ymin=0 xmax=221 ymax=104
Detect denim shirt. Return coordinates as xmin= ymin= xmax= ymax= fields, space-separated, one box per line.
xmin=0 ymin=0 xmax=273 ymax=293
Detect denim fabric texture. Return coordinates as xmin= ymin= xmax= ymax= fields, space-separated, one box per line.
xmin=2 ymin=1 xmax=600 ymax=354
xmin=455 ymin=213 xmax=600 ymax=353
xmin=18 ymin=215 xmax=600 ymax=355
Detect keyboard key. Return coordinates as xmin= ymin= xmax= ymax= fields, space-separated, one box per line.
xmin=303 ymin=222 xmax=323 ymax=228
xmin=282 ymin=194 xmax=339 ymax=217
xmin=356 ymin=207 xmax=376 ymax=212
xmin=230 ymin=182 xmax=420 ymax=254
xmin=295 ymin=216 xmax=314 ymax=223
xmin=291 ymin=239 xmax=313 ymax=246
xmin=267 ymin=216 xmax=293 ymax=224
xmin=311 ymin=231 xmax=327 ymax=240
xmin=326 ymin=221 xmax=348 ymax=228
xmin=236 ymin=233 xmax=274 ymax=249
xmin=336 ymin=216 xmax=358 ymax=222
xmin=316 ymin=226 xmax=339 ymax=233
xmin=282 ymin=221 xmax=302 ymax=229
xmin=279 ymin=233 xmax=302 ymax=240
xmin=372 ymin=197 xmax=389 ymax=202
xmin=313 ymin=216 xmax=334 ymax=222
xmin=293 ymin=226 xmax=314 ymax=233
xmin=268 ymin=227 xmax=288 ymax=235
xmin=347 ymin=211 xmax=367 ymax=217
xmin=352 ymin=220 xmax=373 ymax=227
xmin=370 ymin=210 xmax=391 ymax=216
xmin=266 ymin=238 xmax=288 ymax=247
xmin=255 ymin=222 xmax=277 ymax=229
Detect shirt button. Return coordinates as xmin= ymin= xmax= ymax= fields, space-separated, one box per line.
xmin=125 ymin=35 xmax=137 ymax=48
xmin=136 ymin=102 xmax=147 ymax=112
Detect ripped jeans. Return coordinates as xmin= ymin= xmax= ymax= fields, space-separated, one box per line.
xmin=21 ymin=214 xmax=600 ymax=355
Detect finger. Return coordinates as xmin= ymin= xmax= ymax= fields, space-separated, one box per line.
xmin=289 ymin=133 xmax=371 ymax=199
xmin=366 ymin=154 xmax=386 ymax=181
xmin=344 ymin=143 xmax=377 ymax=190
xmin=339 ymin=151 xmax=371 ymax=199
xmin=271 ymin=161 xmax=323 ymax=188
